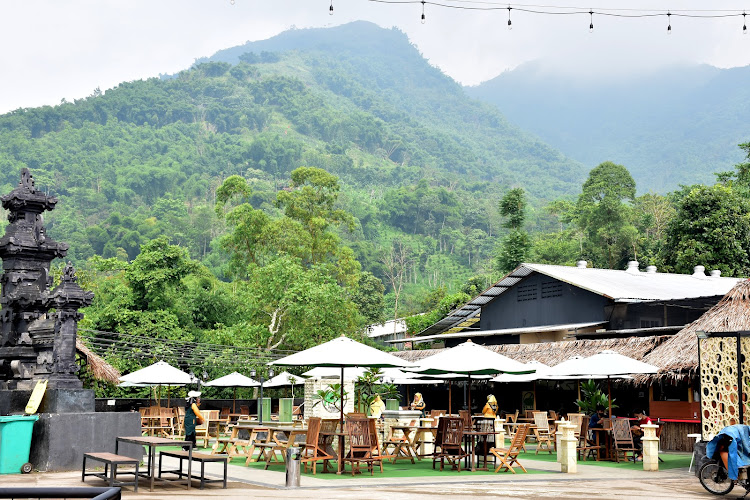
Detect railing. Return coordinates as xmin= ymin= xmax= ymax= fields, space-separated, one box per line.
xmin=0 ymin=487 xmax=120 ymax=500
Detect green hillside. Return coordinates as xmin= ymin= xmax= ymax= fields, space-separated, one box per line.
xmin=467 ymin=61 xmax=750 ymax=193
xmin=0 ymin=22 xmax=586 ymax=314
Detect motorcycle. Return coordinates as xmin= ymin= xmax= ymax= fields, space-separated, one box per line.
xmin=699 ymin=459 xmax=750 ymax=497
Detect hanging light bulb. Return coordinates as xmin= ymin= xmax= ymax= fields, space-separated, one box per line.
xmin=589 ymin=10 xmax=594 ymax=33
xmin=421 ymin=0 xmax=426 ymax=24
xmin=667 ymin=12 xmax=672 ymax=34
xmin=329 ymin=0 xmax=333 ymax=15
xmin=743 ymin=12 xmax=747 ymax=34
xmin=507 ymin=6 xmax=512 ymax=30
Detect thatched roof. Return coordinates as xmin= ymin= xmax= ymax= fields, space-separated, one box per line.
xmin=640 ymin=279 xmax=750 ymax=381
xmin=395 ymin=336 xmax=670 ymax=381
xmin=76 ymin=338 xmax=120 ymax=384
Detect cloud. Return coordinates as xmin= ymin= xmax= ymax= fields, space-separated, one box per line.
xmin=1 ymin=0 xmax=748 ymax=112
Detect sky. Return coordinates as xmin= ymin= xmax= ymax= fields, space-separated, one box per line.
xmin=1 ymin=0 xmax=749 ymax=114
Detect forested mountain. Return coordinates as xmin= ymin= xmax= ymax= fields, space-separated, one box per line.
xmin=0 ymin=21 xmax=585 ymax=311
xmin=466 ymin=61 xmax=750 ymax=193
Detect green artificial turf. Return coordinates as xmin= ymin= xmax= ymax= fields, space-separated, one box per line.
xmin=240 ymin=454 xmax=552 ymax=479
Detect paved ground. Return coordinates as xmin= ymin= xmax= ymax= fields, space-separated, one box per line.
xmin=0 ymin=455 xmax=717 ymax=499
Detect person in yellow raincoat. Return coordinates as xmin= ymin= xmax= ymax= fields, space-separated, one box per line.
xmin=482 ymin=394 xmax=498 ymax=418
xmin=370 ymin=394 xmax=386 ymax=419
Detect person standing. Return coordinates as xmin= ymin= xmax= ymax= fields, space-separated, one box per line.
xmin=183 ymin=390 xmax=205 ymax=450
xmin=482 ymin=394 xmax=498 ymax=418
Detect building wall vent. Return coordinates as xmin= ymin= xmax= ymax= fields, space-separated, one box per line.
xmin=626 ymin=261 xmax=640 ymax=274
xmin=576 ymin=260 xmax=587 ymax=269
xmin=693 ymin=265 xmax=706 ymax=277
xmin=646 ymin=266 xmax=657 ymax=274
xmin=710 ymin=269 xmax=722 ymax=277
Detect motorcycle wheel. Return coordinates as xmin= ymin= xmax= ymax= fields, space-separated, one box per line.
xmin=699 ymin=462 xmax=735 ymax=496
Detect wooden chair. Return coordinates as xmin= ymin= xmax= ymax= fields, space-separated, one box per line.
xmin=299 ymin=417 xmax=335 ymax=475
xmin=505 ymin=410 xmax=519 ymax=424
xmin=159 ymin=407 xmax=175 ymax=437
xmin=239 ymin=405 xmax=250 ymax=418
xmin=577 ymin=418 xmax=603 ymax=460
xmin=490 ymin=423 xmax=530 ymax=473
xmin=430 ymin=410 xmax=446 ymax=419
xmin=431 ymin=417 xmax=447 ymax=467
xmin=318 ymin=418 xmax=340 ymax=473
xmin=344 ymin=418 xmax=379 ymax=476
xmin=533 ymin=411 xmax=554 ymax=454
xmin=434 ymin=416 xmax=468 ymax=472
xmin=346 ymin=412 xmax=367 ymax=419
xmin=220 ymin=407 xmax=230 ymax=419
xmin=611 ymin=418 xmax=639 ymax=463
xmin=197 ymin=409 xmax=220 ymax=448
xmin=459 ymin=410 xmax=471 ymax=430
xmin=549 ymin=410 xmax=558 ymax=421
xmin=473 ymin=416 xmax=496 ymax=469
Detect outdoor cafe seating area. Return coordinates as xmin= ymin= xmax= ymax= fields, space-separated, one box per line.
xmin=89 ymin=337 xmax=685 ymax=491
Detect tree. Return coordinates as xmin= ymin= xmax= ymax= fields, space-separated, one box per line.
xmin=575 ymin=161 xmax=638 ymax=269
xmin=381 ymin=240 xmax=410 ymax=322
xmin=495 ymin=188 xmax=531 ymax=273
xmin=661 ymin=184 xmax=750 ymax=277
xmin=276 ymin=167 xmax=355 ymax=265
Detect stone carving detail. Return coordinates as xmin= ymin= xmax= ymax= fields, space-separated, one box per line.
xmin=0 ymin=168 xmax=92 ymax=390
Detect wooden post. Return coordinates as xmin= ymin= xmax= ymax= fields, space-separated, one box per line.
xmin=688 ymin=383 xmax=694 ymax=403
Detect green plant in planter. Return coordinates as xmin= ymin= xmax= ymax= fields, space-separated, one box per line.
xmin=355 ymin=368 xmax=401 ymax=414
xmin=312 ymin=383 xmax=347 ymax=413
xmin=576 ymin=379 xmax=617 ymax=415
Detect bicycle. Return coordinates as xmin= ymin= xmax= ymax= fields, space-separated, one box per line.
xmin=699 ymin=459 xmax=750 ymax=497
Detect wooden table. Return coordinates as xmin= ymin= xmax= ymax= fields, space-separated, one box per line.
xmin=589 ymin=427 xmax=613 ymax=461
xmin=463 ymin=430 xmax=494 ymax=471
xmin=384 ymin=425 xmax=418 ymax=463
xmin=319 ymin=429 xmax=347 ymax=474
xmin=253 ymin=425 xmax=308 ymax=468
xmin=116 ymin=435 xmax=192 ymax=492
xmin=140 ymin=415 xmax=174 ymax=437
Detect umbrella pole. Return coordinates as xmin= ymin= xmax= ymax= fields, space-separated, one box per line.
xmin=468 ymin=374 xmax=472 ymax=414
xmin=608 ymin=378 xmax=612 ymax=417
xmin=448 ymin=382 xmax=452 ymax=414
xmin=340 ymin=366 xmax=344 ymax=427
xmin=533 ymin=380 xmax=536 ymax=410
xmin=233 ymin=387 xmax=237 ymax=414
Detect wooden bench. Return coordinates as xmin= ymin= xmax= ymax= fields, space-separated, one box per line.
xmin=158 ymin=450 xmax=228 ymax=489
xmin=81 ymin=452 xmax=139 ymax=491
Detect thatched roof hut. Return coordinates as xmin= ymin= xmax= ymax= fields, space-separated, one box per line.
xmin=76 ymin=338 xmax=120 ymax=384
xmin=395 ymin=336 xmax=669 ymax=378
xmin=639 ymin=278 xmax=750 ymax=382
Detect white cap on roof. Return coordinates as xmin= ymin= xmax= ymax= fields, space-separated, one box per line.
xmin=187 ymin=390 xmax=201 ymax=398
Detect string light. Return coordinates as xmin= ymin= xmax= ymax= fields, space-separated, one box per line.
xmin=329 ymin=0 xmax=334 ymax=15
xmin=507 ymin=6 xmax=512 ymax=29
xmin=589 ymin=9 xmax=593 ymax=33
xmin=667 ymin=11 xmax=672 ymax=34
xmin=744 ymin=12 xmax=747 ymax=34
xmin=421 ymin=0 xmax=426 ymax=23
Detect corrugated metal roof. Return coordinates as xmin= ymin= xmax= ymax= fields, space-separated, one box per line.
xmin=415 ymin=263 xmax=744 ymax=338
xmin=398 ymin=321 xmax=608 ymax=344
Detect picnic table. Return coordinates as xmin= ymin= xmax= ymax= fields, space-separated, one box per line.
xmin=116 ymin=435 xmax=193 ymax=492
xmin=252 ymin=424 xmax=308 ymax=469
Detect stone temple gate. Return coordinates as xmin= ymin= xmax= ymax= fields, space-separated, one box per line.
xmin=0 ymin=168 xmax=140 ymax=471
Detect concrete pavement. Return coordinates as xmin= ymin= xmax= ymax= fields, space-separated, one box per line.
xmin=0 ymin=454 xmax=714 ymax=499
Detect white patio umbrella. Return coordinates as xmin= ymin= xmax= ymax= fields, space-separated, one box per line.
xmin=264 ymin=371 xmax=302 ymax=388
xmin=406 ymin=340 xmax=532 ymax=414
xmin=203 ymin=372 xmax=260 ymax=413
xmin=545 ymin=350 xmax=659 ymax=416
xmin=119 ymin=360 xmax=195 ymax=408
xmin=269 ymin=335 xmax=414 ymax=426
xmin=302 ymin=366 xmax=368 ymax=380
xmin=492 ymin=360 xmax=551 ymax=383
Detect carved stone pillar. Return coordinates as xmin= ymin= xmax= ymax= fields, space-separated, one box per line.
xmin=0 ymin=168 xmax=68 ymax=390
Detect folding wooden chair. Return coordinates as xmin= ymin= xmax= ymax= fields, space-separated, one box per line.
xmin=299 ymin=417 xmax=335 ymax=475
xmin=435 ymin=416 xmax=468 ymax=472
xmin=533 ymin=411 xmax=554 ymax=454
xmin=611 ymin=417 xmax=640 ymax=463
xmin=490 ymin=423 xmax=530 ymax=473
xmin=344 ymin=418 xmax=379 ymax=476
xmin=577 ymin=418 xmax=603 ymax=460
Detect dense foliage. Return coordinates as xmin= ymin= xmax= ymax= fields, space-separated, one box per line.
xmin=0 ymin=22 xmax=748 ymax=390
